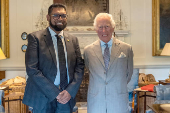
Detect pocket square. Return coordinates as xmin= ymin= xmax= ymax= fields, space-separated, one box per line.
xmin=118 ymin=52 xmax=126 ymax=58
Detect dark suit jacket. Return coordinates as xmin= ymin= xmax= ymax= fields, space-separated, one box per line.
xmin=22 ymin=28 xmax=84 ymax=110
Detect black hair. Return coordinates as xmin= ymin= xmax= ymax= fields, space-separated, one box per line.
xmin=48 ymin=3 xmax=67 ymax=15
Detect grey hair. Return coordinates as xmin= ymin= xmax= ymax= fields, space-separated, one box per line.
xmin=93 ymin=13 xmax=115 ymax=29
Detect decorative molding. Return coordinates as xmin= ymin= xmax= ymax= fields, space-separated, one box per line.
xmin=67 ymin=30 xmax=129 ymax=36
xmin=0 ymin=67 xmax=26 ymax=71
xmin=1 ymin=65 xmax=170 ymax=71
xmin=66 ymin=31 xmax=96 ymax=35
xmin=134 ymin=65 xmax=170 ymax=69
xmin=115 ymin=30 xmax=129 ymax=37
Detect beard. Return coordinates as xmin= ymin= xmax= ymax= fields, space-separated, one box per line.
xmin=49 ymin=20 xmax=67 ymax=31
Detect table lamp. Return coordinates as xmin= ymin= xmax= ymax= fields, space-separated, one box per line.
xmin=161 ymin=43 xmax=170 ymax=82
xmin=0 ymin=48 xmax=6 ymax=60
xmin=0 ymin=48 xmax=6 ymax=80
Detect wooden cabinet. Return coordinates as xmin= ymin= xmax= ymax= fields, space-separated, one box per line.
xmin=0 ymin=71 xmax=5 ymax=80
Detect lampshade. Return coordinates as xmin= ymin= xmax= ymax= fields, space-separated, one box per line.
xmin=0 ymin=48 xmax=6 ymax=60
xmin=161 ymin=43 xmax=170 ymax=56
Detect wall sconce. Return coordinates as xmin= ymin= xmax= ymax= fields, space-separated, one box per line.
xmin=35 ymin=9 xmax=48 ymax=30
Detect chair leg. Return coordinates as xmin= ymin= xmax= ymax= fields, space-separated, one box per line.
xmin=20 ymin=96 xmax=21 ymax=113
xmin=144 ymin=92 xmax=146 ymax=113
xmin=8 ymin=97 xmax=10 ymax=113
xmin=2 ymin=97 xmax=5 ymax=108
xmin=137 ymin=92 xmax=139 ymax=113
xmin=132 ymin=91 xmax=136 ymax=112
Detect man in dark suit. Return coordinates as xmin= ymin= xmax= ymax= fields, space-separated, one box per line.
xmin=23 ymin=3 xmax=84 ymax=113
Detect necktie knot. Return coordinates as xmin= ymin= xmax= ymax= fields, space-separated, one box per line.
xmin=105 ymin=43 xmax=108 ymax=48
xmin=56 ymin=35 xmax=61 ymax=40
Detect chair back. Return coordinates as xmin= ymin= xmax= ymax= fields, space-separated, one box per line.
xmin=154 ymin=85 xmax=170 ymax=104
xmin=127 ymin=68 xmax=139 ymax=113
xmin=128 ymin=68 xmax=139 ymax=93
xmin=0 ymin=90 xmax=5 ymax=113
xmin=0 ymin=90 xmax=4 ymax=105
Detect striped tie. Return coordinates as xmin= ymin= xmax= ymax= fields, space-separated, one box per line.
xmin=103 ymin=44 xmax=110 ymax=72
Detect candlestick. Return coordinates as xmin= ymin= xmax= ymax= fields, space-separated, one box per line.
xmin=120 ymin=9 xmax=121 ymax=21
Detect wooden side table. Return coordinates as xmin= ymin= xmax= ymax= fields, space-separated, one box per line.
xmin=4 ymin=92 xmax=26 ymax=113
xmin=0 ymin=85 xmax=28 ymax=113
xmin=0 ymin=71 xmax=5 ymax=80
xmin=158 ymin=80 xmax=170 ymax=85
xmin=134 ymin=88 xmax=156 ymax=113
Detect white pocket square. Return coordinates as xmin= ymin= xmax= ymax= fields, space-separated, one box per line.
xmin=118 ymin=52 xmax=126 ymax=58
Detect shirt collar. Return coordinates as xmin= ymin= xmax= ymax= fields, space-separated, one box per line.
xmin=48 ymin=27 xmax=64 ymax=37
xmin=100 ymin=37 xmax=113 ymax=47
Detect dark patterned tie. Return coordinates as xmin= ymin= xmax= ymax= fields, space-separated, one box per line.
xmin=56 ymin=35 xmax=68 ymax=90
xmin=103 ymin=44 xmax=110 ymax=72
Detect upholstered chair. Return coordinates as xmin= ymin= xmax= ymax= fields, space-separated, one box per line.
xmin=0 ymin=90 xmax=5 ymax=113
xmin=146 ymin=85 xmax=170 ymax=113
xmin=127 ymin=68 xmax=139 ymax=113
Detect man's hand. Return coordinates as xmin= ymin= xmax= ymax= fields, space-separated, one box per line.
xmin=56 ymin=90 xmax=71 ymax=104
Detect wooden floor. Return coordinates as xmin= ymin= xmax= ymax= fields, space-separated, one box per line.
xmin=78 ymin=109 xmax=87 ymax=113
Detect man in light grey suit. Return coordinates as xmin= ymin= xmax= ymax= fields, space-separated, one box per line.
xmin=84 ymin=13 xmax=133 ymax=113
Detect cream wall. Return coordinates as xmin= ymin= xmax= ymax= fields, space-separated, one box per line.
xmin=0 ymin=0 xmax=53 ymax=70
xmin=0 ymin=0 xmax=170 ymax=82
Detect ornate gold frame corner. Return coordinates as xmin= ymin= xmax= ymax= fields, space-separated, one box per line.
xmin=152 ymin=0 xmax=161 ymax=56
xmin=1 ymin=0 xmax=10 ymax=58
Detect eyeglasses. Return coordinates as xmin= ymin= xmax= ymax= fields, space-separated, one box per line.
xmin=51 ymin=14 xmax=67 ymax=19
xmin=98 ymin=25 xmax=111 ymax=30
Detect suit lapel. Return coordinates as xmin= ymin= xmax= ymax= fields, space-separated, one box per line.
xmin=43 ymin=28 xmax=57 ymax=67
xmin=92 ymin=38 xmax=121 ymax=70
xmin=92 ymin=40 xmax=105 ymax=68
xmin=106 ymin=38 xmax=121 ymax=82
xmin=108 ymin=38 xmax=121 ymax=69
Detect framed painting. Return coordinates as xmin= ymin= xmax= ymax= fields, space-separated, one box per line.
xmin=152 ymin=0 xmax=170 ymax=56
xmin=53 ymin=0 xmax=109 ymax=31
xmin=0 ymin=0 xmax=9 ymax=58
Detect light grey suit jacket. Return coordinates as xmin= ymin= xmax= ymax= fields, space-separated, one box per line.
xmin=84 ymin=37 xmax=133 ymax=113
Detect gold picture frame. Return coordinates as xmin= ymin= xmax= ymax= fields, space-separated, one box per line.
xmin=1 ymin=0 xmax=9 ymax=58
xmin=152 ymin=0 xmax=170 ymax=56
xmin=53 ymin=0 xmax=109 ymax=31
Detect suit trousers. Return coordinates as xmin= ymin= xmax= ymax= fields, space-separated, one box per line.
xmin=33 ymin=99 xmax=72 ymax=113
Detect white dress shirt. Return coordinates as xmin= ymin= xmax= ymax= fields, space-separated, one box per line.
xmin=48 ymin=27 xmax=69 ymax=87
xmin=100 ymin=37 xmax=113 ymax=56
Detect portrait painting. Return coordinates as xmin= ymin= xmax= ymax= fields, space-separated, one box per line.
xmin=152 ymin=0 xmax=170 ymax=56
xmin=53 ymin=0 xmax=109 ymax=31
xmin=159 ymin=0 xmax=170 ymax=49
